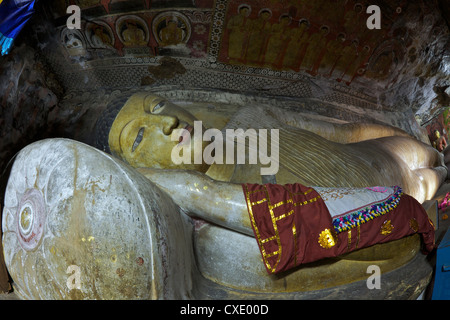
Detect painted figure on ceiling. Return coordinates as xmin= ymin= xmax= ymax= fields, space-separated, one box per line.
xmin=264 ymin=14 xmax=292 ymax=68
xmin=245 ymin=8 xmax=272 ymax=65
xmin=226 ymin=4 xmax=251 ymax=63
xmin=319 ymin=32 xmax=346 ymax=76
xmin=341 ymin=44 xmax=372 ymax=84
xmin=331 ymin=39 xmax=358 ymax=80
xmin=159 ymin=19 xmax=185 ymax=47
xmin=344 ymin=2 xmax=364 ymax=39
xmin=282 ymin=19 xmax=310 ymax=71
xmin=300 ymin=25 xmax=330 ymax=75
xmin=122 ymin=21 xmax=147 ymax=46
xmin=91 ymin=25 xmax=113 ymax=48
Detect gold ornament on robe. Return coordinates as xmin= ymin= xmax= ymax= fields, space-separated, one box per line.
xmin=318 ymin=228 xmax=337 ymax=249
xmin=380 ymin=220 xmax=394 ymax=235
xmin=409 ymin=218 xmax=419 ymax=232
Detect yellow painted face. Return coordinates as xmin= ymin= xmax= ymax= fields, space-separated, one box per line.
xmin=109 ymin=92 xmax=210 ymax=172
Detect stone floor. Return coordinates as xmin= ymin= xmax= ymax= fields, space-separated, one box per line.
xmin=1 ymin=181 xmax=449 ymax=301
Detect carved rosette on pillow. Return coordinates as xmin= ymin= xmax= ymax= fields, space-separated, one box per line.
xmin=14 ymin=188 xmax=47 ymax=252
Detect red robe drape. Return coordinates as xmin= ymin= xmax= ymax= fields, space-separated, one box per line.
xmin=242 ymin=183 xmax=435 ymax=274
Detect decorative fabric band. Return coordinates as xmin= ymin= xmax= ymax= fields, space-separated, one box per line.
xmin=332 ymin=186 xmax=403 ymax=233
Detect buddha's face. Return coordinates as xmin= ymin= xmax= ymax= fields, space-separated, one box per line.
xmin=109 ymin=93 xmax=210 ymax=172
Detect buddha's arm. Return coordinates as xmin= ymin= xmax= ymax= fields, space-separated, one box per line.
xmin=137 ymin=168 xmax=254 ymax=236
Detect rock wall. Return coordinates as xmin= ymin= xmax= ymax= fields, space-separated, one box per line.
xmin=0 ymin=44 xmax=63 ymax=173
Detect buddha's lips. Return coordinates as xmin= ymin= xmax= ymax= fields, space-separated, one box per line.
xmin=179 ymin=124 xmax=193 ymax=144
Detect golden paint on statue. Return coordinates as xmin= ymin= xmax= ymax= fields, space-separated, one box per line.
xmin=105 ymin=92 xmax=446 ymax=201
xmin=98 ymin=92 xmax=446 ymax=292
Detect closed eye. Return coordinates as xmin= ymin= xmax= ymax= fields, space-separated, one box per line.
xmin=132 ymin=127 xmax=145 ymax=152
xmin=152 ymin=101 xmax=166 ymax=113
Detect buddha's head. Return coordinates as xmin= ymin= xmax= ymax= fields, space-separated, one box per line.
xmin=95 ymin=92 xmax=210 ymax=172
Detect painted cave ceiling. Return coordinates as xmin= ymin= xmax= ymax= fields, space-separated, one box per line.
xmin=31 ymin=1 xmax=448 ymax=120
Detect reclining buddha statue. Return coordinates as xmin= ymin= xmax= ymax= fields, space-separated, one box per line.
xmin=1 ymin=91 xmax=444 ymax=299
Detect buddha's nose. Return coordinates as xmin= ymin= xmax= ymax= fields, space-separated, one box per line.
xmin=160 ymin=116 xmax=179 ymax=135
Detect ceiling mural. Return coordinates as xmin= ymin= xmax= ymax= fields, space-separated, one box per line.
xmin=35 ymin=0 xmax=449 ymax=129
xmin=218 ymin=0 xmax=406 ymax=86
xmin=49 ymin=0 xmax=213 ymax=58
